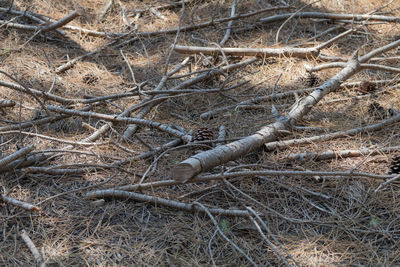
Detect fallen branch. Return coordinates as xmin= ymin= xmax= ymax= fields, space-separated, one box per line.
xmin=84 ymin=169 xmax=392 ymax=197
xmin=306 ymin=62 xmax=400 ymax=73
xmin=0 ymin=11 xmax=78 ymax=43
xmin=0 ymin=105 xmax=91 ymax=132
xmin=260 ymin=12 xmax=400 ymax=24
xmin=0 ymin=98 xmax=16 ymax=107
xmin=40 ymin=11 xmax=79 ymax=33
xmin=200 ymin=87 xmax=316 ymax=120
xmin=85 ymin=189 xmax=249 ymax=217
xmin=123 ymin=58 xmax=257 ymax=139
xmin=171 ymin=38 xmax=400 ymax=182
xmin=1 ymin=194 xmax=40 ymax=212
xmin=219 ymin=0 xmax=237 ymax=46
xmin=375 ymin=174 xmax=400 ymax=192
xmin=246 ymin=207 xmax=293 ymax=267
xmin=285 ymin=145 xmax=400 ymax=162
xmin=0 ymin=79 xmax=78 ymax=104
xmin=174 ymin=44 xmax=319 ymax=58
xmin=118 ymin=6 xmax=292 ymax=47
xmin=0 ymin=145 xmax=35 ymax=168
xmin=0 ymin=7 xmax=66 ymax=36
xmin=174 ymin=28 xmax=354 ymax=59
xmin=47 ymin=105 xmax=192 ymax=142
xmin=0 ymin=154 xmax=48 ymax=173
xmin=20 ymin=230 xmax=46 ymax=267
xmin=122 ymin=57 xmax=190 ymax=139
xmin=0 ymin=131 xmax=107 ymax=146
xmin=264 ymin=112 xmax=400 ymax=151
xmin=55 ymin=6 xmax=290 ymax=72
xmin=24 ymin=166 xmax=88 ymax=175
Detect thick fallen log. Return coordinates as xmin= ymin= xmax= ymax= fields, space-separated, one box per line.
xmin=171 ymin=38 xmax=400 ymax=182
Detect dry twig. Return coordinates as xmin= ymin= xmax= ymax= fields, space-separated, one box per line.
xmin=0 ymin=194 xmax=40 ymax=212
xmin=20 ymin=230 xmax=46 ymax=267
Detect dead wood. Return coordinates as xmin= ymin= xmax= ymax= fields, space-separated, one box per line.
xmin=0 ymin=145 xmax=35 ymax=168
xmin=0 ymin=154 xmax=48 ymax=173
xmin=115 ymin=5 xmax=291 ymax=48
xmin=89 ymin=169 xmax=390 ymax=195
xmin=0 ymin=80 xmax=78 ymax=104
xmin=174 ymin=44 xmax=320 ymax=59
xmin=286 ymin=145 xmax=400 ymax=162
xmin=172 ymin=38 xmax=400 ymax=182
xmin=40 ymin=11 xmax=79 ymax=33
xmin=0 ymin=106 xmax=91 ymax=132
xmin=260 ymin=12 xmax=400 ymax=24
xmin=20 ymin=230 xmax=45 ymax=267
xmin=122 ymin=58 xmax=257 ymax=139
xmin=174 ymin=28 xmax=353 ymax=59
xmin=306 ymin=62 xmax=400 ymax=73
xmin=193 ymin=201 xmax=257 ymax=266
xmin=0 ymin=11 xmax=78 ymax=36
xmin=0 ymin=130 xmax=106 ymax=146
xmin=85 ymin=189 xmax=250 ymax=217
xmin=0 ymin=7 xmax=66 ymax=36
xmin=264 ymin=112 xmax=400 ymax=151
xmin=219 ymin=0 xmax=237 ymax=46
xmin=0 ymin=98 xmax=15 ymax=107
xmin=55 ymin=6 xmax=290 ymax=72
xmin=0 ymin=195 xmax=40 ymax=212
xmin=122 ymin=57 xmax=190 ymax=139
xmin=200 ymin=87 xmax=316 ymax=120
xmin=47 ymin=105 xmax=192 ymax=142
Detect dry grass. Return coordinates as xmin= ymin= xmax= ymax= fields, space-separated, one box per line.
xmin=1 ymin=0 xmax=400 ymax=266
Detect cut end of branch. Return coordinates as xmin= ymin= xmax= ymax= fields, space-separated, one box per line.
xmin=171 ymin=159 xmax=202 ymax=183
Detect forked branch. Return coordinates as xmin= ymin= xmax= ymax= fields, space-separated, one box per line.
xmin=171 ymin=38 xmax=400 ymax=182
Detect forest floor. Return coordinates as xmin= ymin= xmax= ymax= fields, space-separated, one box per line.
xmin=1 ymin=0 xmax=400 ymax=266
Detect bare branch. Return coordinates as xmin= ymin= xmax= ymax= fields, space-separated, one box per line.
xmin=193 ymin=201 xmax=257 ymax=267
xmin=264 ymin=112 xmax=400 ymax=151
xmin=1 ymin=195 xmax=40 ymax=212
xmin=40 ymin=11 xmax=79 ymax=33
xmin=20 ymin=230 xmax=46 ymax=267
xmin=85 ymin=189 xmax=250 ymax=217
xmin=0 ymin=145 xmax=35 ymax=168
xmin=47 ymin=105 xmax=192 ymax=142
xmin=261 ymin=12 xmax=400 ymax=24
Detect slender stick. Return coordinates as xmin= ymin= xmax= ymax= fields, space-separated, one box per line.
xmin=1 ymin=195 xmax=40 ymax=212
xmin=193 ymin=201 xmax=257 ymax=267
xmin=286 ymin=145 xmax=400 ymax=162
xmin=260 ymin=12 xmax=400 ymax=24
xmin=20 ymin=230 xmax=46 ymax=267
xmin=84 ymin=169 xmax=392 ymax=198
xmin=85 ymin=189 xmax=250 ymax=217
xmin=220 ymin=0 xmax=237 ymax=45
xmin=41 ymin=11 xmax=79 ymax=32
xmin=47 ymin=105 xmax=192 ymax=142
xmin=264 ymin=112 xmax=400 ymax=151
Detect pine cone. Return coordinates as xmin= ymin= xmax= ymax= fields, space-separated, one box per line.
xmin=298 ymin=73 xmax=321 ymax=87
xmin=389 ymin=155 xmax=400 ymax=174
xmin=358 ymin=81 xmax=376 ymax=94
xmin=192 ymin=128 xmax=214 ymax=142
